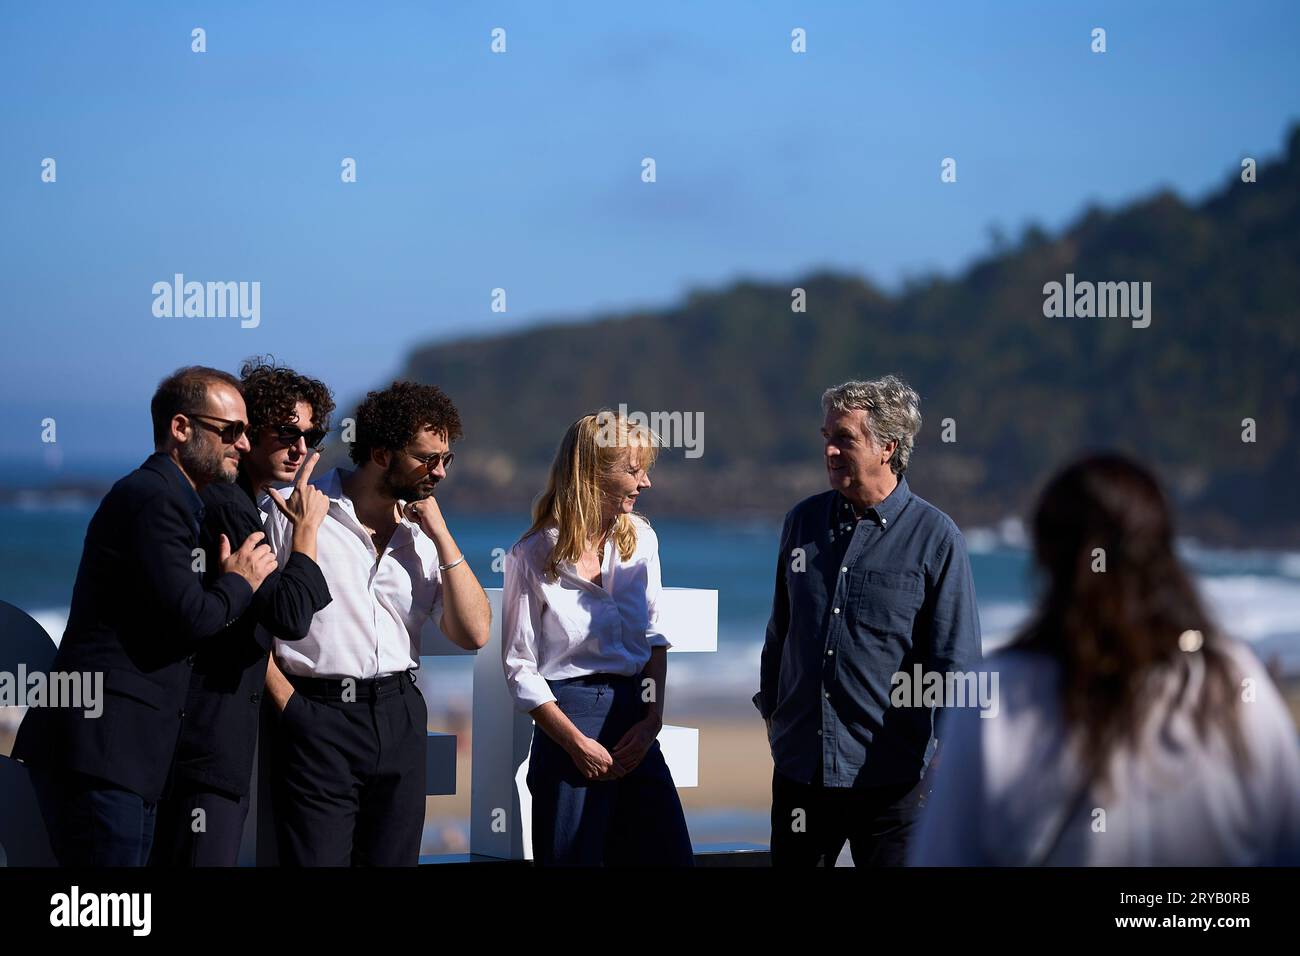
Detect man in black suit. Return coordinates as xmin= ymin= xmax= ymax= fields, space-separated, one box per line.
xmin=12 ymin=366 xmax=278 ymax=866
xmin=151 ymin=358 xmax=335 ymax=866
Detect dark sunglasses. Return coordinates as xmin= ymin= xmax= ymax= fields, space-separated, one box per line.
xmin=270 ymin=424 xmax=327 ymax=449
xmin=185 ymin=412 xmax=247 ymax=444
xmin=407 ymin=449 xmax=455 ymax=472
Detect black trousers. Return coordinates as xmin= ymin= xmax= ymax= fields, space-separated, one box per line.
xmin=272 ymin=671 xmax=427 ymax=867
xmin=770 ymin=768 xmax=929 ymax=867
xmin=29 ymin=766 xmax=157 ymax=867
xmin=151 ymin=782 xmax=249 ymax=867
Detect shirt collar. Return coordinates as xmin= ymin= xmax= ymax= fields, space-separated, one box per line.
xmin=316 ymin=466 xmax=347 ymax=501
xmin=148 ymin=452 xmax=205 ymax=524
xmin=319 ymin=466 xmax=422 ymax=542
xmin=836 ymin=476 xmax=911 ymax=531
xmin=543 ymin=526 xmax=618 ymax=589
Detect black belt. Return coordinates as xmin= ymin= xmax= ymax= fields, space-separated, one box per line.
xmin=287 ymin=669 xmax=417 ymax=701
xmin=550 ymin=673 xmax=637 ymax=687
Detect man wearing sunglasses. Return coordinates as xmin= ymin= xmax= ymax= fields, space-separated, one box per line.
xmin=151 ymin=358 xmax=337 ymax=866
xmin=12 ymin=366 xmax=279 ymax=866
xmin=263 ymin=380 xmax=491 ymax=866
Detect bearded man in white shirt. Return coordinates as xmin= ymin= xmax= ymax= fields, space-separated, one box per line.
xmin=263 ymin=381 xmax=491 ymax=866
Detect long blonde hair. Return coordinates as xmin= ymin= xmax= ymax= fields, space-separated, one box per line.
xmin=524 ymin=410 xmax=660 ymax=579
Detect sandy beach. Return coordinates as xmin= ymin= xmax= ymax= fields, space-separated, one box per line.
xmin=421 ymin=712 xmax=773 ymax=817
xmin=8 ymin=676 xmax=1300 ymax=857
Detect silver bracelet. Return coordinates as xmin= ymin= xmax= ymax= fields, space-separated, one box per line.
xmin=438 ymin=554 xmax=466 ymax=572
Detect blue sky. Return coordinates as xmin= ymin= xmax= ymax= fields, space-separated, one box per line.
xmin=1 ymin=0 xmax=1297 ymax=471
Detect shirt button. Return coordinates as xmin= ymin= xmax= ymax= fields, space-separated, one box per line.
xmin=827 ymin=649 xmax=834 ymax=656
xmin=881 ymin=518 xmax=888 ymax=526
xmin=817 ymin=729 xmax=823 ymax=736
xmin=824 ymin=691 xmax=830 ymax=699
xmin=832 ymin=607 xmax=840 ymax=614
xmin=177 ymin=709 xmax=186 ymax=719
xmin=841 ymin=567 xmax=848 ymax=573
xmin=249 ymin=693 xmax=260 ymax=703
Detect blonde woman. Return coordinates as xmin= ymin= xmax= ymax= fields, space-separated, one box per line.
xmin=502 ymin=411 xmax=694 ymax=866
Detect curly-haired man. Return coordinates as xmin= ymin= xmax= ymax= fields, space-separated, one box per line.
xmin=263 ymin=380 xmax=491 ymax=866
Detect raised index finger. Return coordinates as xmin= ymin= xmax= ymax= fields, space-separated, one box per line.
xmin=294 ymin=449 xmax=320 ymax=490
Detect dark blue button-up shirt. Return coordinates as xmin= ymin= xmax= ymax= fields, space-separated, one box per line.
xmin=159 ymin=453 xmax=206 ymax=533
xmin=756 ymin=477 xmax=981 ymax=788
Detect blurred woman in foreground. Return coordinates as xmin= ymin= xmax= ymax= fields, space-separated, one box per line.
xmin=911 ymin=454 xmax=1300 ymax=865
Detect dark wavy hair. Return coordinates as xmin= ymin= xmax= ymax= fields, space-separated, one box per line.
xmin=348 ymin=380 xmax=463 ymax=466
xmin=151 ymin=366 xmax=242 ymax=447
xmin=238 ymin=356 xmax=335 ymax=439
xmin=1013 ymin=453 xmax=1248 ymax=786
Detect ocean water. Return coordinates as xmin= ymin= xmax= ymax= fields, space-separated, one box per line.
xmin=4 ymin=503 xmax=1300 ymax=717
xmin=6 ymin=502 xmax=1300 ymax=855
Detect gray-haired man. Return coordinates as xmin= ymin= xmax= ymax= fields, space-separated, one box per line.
xmin=755 ymin=375 xmax=981 ymax=866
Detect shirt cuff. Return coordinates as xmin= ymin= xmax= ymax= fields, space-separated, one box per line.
xmin=251 ymin=624 xmax=276 ymax=654
xmin=511 ymin=673 xmax=557 ymax=713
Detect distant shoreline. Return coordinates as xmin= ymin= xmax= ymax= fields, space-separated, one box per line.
xmin=6 ymin=487 xmax=1300 ymax=553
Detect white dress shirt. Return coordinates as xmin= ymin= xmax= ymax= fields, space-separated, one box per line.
xmin=910 ymin=639 xmax=1300 ymax=865
xmin=502 ymin=515 xmax=670 ymax=712
xmin=264 ymin=467 xmax=442 ymax=680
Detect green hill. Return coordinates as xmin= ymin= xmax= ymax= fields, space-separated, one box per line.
xmin=389 ymin=126 xmax=1300 ymax=546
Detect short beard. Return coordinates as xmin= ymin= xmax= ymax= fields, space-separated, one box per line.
xmin=381 ymin=459 xmax=433 ymax=502
xmin=179 ymin=436 xmax=234 ymax=485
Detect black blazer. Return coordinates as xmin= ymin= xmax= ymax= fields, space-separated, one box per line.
xmin=12 ymin=454 xmax=255 ymax=802
xmin=169 ymin=473 xmax=331 ymax=797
